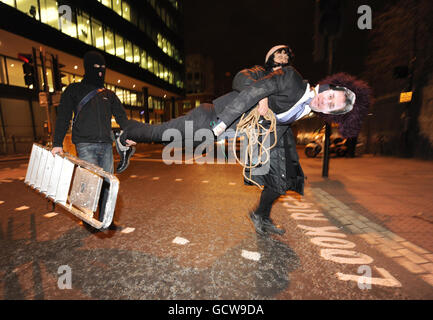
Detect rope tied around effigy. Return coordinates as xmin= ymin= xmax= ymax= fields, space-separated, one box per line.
xmin=232 ymin=106 xmax=278 ymax=189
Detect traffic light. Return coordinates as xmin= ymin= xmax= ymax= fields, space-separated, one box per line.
xmin=52 ymin=55 xmax=66 ymax=91
xmin=18 ymin=53 xmax=37 ymax=87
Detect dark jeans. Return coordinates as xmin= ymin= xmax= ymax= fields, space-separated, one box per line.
xmin=75 ymin=142 xmax=113 ymax=222
xmin=254 ymin=186 xmax=281 ymax=220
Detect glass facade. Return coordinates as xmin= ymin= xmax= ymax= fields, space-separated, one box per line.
xmin=40 ymin=0 xmax=59 ymax=29
xmin=6 ymin=58 xmax=25 ymax=87
xmin=1 ymin=0 xmax=184 ymax=89
xmin=0 ymin=54 xmax=154 ymax=108
xmin=104 ymin=26 xmax=115 ymax=55
xmin=77 ymin=12 xmax=92 ymax=45
xmin=91 ymin=19 xmax=105 ymax=50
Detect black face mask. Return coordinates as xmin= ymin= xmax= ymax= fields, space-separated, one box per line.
xmin=82 ymin=51 xmax=106 ymax=87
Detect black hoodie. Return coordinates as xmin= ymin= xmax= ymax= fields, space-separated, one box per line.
xmin=53 ymin=51 xmax=128 ymax=148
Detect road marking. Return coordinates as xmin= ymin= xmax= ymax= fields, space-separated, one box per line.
xmin=121 ymin=227 xmax=135 ymax=234
xmin=152 ymin=177 xmax=160 ymax=180
xmin=172 ymin=236 xmax=190 ymax=245
xmin=281 ymin=193 xmax=402 ymax=288
xmin=202 ymin=180 xmax=209 ymax=183
xmin=241 ymin=250 xmax=261 ymax=261
xmin=44 ymin=212 xmax=58 ymax=218
xmin=310 ymin=237 xmax=357 ymax=249
xmin=15 ymin=206 xmax=30 ymax=211
xmin=175 ymin=178 xmax=183 ymax=182
xmin=309 ymin=188 xmax=433 ymax=287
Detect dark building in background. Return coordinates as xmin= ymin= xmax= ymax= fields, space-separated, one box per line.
xmin=362 ymin=0 xmax=433 ymax=159
xmin=0 ymin=0 xmax=185 ymax=154
xmin=178 ymin=53 xmax=215 ymax=115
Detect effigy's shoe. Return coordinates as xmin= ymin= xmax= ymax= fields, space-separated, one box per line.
xmin=263 ymin=218 xmax=286 ymax=235
xmin=249 ymin=211 xmax=268 ymax=236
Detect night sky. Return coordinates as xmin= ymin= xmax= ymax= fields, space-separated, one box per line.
xmin=183 ymin=0 xmax=390 ymax=95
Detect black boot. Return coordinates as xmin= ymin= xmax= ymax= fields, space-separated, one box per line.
xmin=115 ymin=131 xmax=135 ymax=173
xmin=263 ymin=218 xmax=285 ymax=235
xmin=249 ymin=211 xmax=267 ymax=235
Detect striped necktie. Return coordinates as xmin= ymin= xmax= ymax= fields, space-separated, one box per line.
xmin=276 ymin=101 xmax=309 ymax=124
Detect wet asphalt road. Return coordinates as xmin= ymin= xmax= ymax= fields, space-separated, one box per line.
xmin=0 ymin=144 xmax=432 ymax=300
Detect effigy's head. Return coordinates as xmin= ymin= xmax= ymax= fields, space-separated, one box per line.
xmin=313 ymin=73 xmax=372 ymax=138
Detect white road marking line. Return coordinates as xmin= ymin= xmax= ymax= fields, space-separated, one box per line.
xmin=15 ymin=206 xmax=30 ymax=211
xmin=152 ymin=177 xmax=160 ymax=180
xmin=172 ymin=236 xmax=190 ymax=245
xmin=241 ymin=250 xmax=261 ymax=261
xmin=175 ymin=178 xmax=183 ymax=182
xmin=44 ymin=212 xmax=59 ymax=218
xmin=121 ymin=227 xmax=135 ymax=234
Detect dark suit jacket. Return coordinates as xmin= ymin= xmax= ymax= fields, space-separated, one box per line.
xmin=213 ymin=66 xmax=308 ymax=128
xmin=211 ymin=66 xmax=306 ymax=195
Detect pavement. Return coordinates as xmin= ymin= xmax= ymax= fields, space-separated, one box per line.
xmin=295 ymin=148 xmax=433 ymax=287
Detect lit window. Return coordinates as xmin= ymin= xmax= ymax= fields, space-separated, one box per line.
xmin=122 ymin=1 xmax=130 ymax=21
xmin=40 ymin=0 xmax=59 ymax=30
xmin=77 ymin=12 xmax=92 ymax=45
xmin=157 ymin=33 xmax=162 ymax=48
xmin=1 ymin=0 xmax=15 ymax=7
xmin=147 ymin=56 xmax=153 ymax=74
xmin=133 ymin=45 xmax=140 ymax=65
xmin=124 ymin=90 xmax=131 ymax=105
xmin=140 ymin=49 xmax=147 ymax=69
xmin=116 ymin=88 xmax=124 ymax=103
xmin=112 ymin=0 xmax=122 ymax=16
xmin=46 ymin=67 xmax=54 ymax=92
xmin=162 ymin=38 xmax=167 ymax=54
xmin=0 ymin=58 xmax=7 ymax=85
xmin=92 ymin=19 xmax=105 ymax=50
xmin=125 ymin=40 xmax=133 ymax=62
xmin=16 ymin=0 xmax=40 ymax=20
xmin=104 ymin=27 xmax=115 ymax=55
xmin=59 ymin=6 xmax=77 ymax=38
xmin=101 ymin=0 xmax=112 ymax=8
xmin=131 ymin=93 xmax=137 ymax=106
xmin=115 ymin=33 xmax=125 ymax=59
xmin=6 ymin=58 xmax=25 ymax=87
